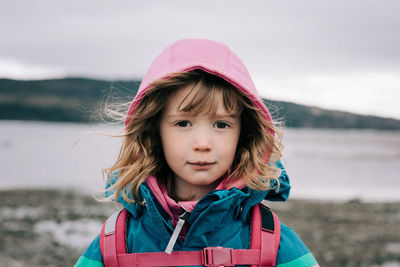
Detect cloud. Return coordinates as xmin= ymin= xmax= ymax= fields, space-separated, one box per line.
xmin=1 ymin=0 xmax=400 ymax=118
xmin=0 ymin=58 xmax=66 ymax=80
xmin=2 ymin=0 xmax=400 ymax=77
xmin=254 ymin=71 xmax=400 ymax=119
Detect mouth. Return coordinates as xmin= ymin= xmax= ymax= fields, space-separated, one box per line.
xmin=188 ymin=161 xmax=216 ymax=166
xmin=187 ymin=161 xmax=216 ymax=170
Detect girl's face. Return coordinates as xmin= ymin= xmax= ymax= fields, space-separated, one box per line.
xmin=160 ymin=85 xmax=241 ymax=201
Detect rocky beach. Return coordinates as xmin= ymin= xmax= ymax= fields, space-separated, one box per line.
xmin=1 ymin=189 xmax=399 ymax=267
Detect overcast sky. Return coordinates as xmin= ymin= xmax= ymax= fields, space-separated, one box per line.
xmin=1 ymin=0 xmax=400 ymax=119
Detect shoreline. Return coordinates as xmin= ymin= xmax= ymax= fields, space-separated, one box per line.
xmin=1 ymin=189 xmax=400 ymax=266
xmin=2 ymin=186 xmax=400 ymax=204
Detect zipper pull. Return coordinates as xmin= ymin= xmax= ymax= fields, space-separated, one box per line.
xmin=165 ymin=211 xmax=190 ymax=254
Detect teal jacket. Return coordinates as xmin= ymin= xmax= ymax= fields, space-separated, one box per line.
xmin=76 ymin=161 xmax=319 ymax=266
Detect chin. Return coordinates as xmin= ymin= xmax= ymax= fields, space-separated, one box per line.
xmin=186 ymin=179 xmax=218 ymax=186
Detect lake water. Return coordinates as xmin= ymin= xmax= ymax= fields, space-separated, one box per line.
xmin=1 ymin=120 xmax=399 ymax=202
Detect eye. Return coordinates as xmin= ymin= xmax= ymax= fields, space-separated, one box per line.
xmin=175 ymin=121 xmax=191 ymax=127
xmin=214 ymin=121 xmax=230 ymax=129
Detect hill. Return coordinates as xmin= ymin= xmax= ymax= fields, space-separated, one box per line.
xmin=1 ymin=77 xmax=399 ymax=130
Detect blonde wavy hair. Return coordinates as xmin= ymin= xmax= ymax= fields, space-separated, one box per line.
xmin=105 ymin=70 xmax=283 ymax=203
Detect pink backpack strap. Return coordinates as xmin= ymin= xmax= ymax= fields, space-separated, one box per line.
xmin=100 ymin=204 xmax=280 ymax=267
xmin=250 ymin=203 xmax=281 ymax=267
xmin=100 ymin=209 xmax=128 ymax=267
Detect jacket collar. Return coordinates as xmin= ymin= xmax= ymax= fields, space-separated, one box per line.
xmin=106 ymin=158 xmax=291 ymax=224
xmin=116 ymin=180 xmax=268 ymax=224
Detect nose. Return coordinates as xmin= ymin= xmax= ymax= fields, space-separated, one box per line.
xmin=192 ymin=128 xmax=212 ymax=152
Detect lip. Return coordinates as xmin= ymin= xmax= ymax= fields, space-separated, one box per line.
xmin=188 ymin=161 xmax=216 ymax=170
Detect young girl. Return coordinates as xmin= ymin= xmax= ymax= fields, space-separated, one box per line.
xmin=75 ymin=39 xmax=319 ymax=266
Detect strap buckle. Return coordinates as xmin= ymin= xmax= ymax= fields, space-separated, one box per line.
xmin=203 ymin=247 xmax=234 ymax=267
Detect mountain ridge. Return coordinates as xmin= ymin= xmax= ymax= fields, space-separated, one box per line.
xmin=1 ymin=77 xmax=399 ymax=130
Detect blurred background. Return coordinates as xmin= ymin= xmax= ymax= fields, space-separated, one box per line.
xmin=1 ymin=1 xmax=399 ymax=266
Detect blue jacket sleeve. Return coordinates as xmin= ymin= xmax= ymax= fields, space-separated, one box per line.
xmin=74 ymin=234 xmax=104 ymax=267
xmin=276 ymin=223 xmax=319 ymax=266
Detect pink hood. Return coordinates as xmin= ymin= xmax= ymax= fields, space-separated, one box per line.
xmin=125 ymin=39 xmax=273 ymax=127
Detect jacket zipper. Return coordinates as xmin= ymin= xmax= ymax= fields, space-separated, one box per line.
xmin=164 ymin=211 xmax=190 ymax=254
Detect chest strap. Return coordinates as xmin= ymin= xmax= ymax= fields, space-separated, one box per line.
xmin=117 ymin=247 xmax=262 ymax=266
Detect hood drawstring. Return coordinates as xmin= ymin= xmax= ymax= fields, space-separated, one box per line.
xmin=165 ymin=211 xmax=190 ymax=254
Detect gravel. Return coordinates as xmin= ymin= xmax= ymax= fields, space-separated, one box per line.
xmin=1 ymin=189 xmax=400 ymax=267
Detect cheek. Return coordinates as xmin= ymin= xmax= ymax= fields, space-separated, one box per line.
xmin=220 ymin=132 xmax=240 ymax=160
xmin=226 ymin=143 xmax=239 ymax=161
xmin=160 ymin=128 xmax=184 ymax=159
